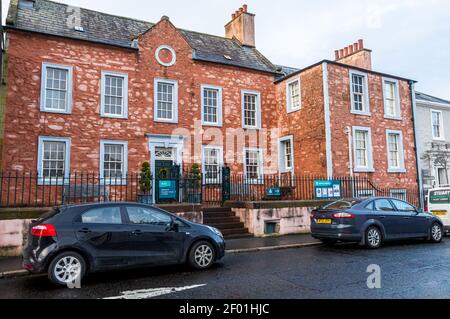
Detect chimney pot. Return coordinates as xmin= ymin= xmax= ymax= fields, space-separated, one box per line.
xmin=243 ymin=4 xmax=248 ymax=12
xmin=239 ymin=7 xmax=244 ymax=13
xmin=349 ymin=45 xmax=354 ymax=54
xmin=232 ymin=13 xmax=236 ymax=19
xmin=358 ymin=39 xmax=364 ymax=49
xmin=344 ymin=47 xmax=349 ymax=56
xmin=340 ymin=49 xmax=344 ymax=57
xmin=353 ymin=42 xmax=359 ymax=52
xmin=335 ymin=50 xmax=340 ymax=60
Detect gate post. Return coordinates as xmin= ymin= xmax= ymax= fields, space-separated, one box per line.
xmin=222 ymin=165 xmax=231 ymax=205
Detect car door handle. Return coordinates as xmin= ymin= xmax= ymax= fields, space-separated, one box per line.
xmin=404 ymin=217 xmax=411 ymax=220
xmin=78 ymin=228 xmax=91 ymax=234
xmin=379 ymin=216 xmax=386 ymax=219
xmin=132 ymin=230 xmax=144 ymax=235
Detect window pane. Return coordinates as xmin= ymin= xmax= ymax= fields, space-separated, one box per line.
xmin=352 ymin=74 xmax=365 ymax=112
xmin=388 ymin=133 xmax=400 ymax=168
xmin=355 ymin=130 xmax=368 ymax=167
xmin=103 ymin=144 xmax=124 ymax=179
xmin=374 ymin=199 xmax=394 ymax=211
xmin=127 ymin=207 xmax=172 ymax=225
xmin=157 ymin=82 xmax=174 ymax=120
xmin=104 ymin=75 xmax=125 ymax=116
xmin=41 ymin=141 xmax=66 ymax=179
xmin=45 ymin=67 xmax=68 ymax=111
xmin=244 ymin=94 xmax=258 ymax=127
xmin=204 ymin=148 xmax=221 ymax=183
xmin=82 ymin=207 xmax=122 ymax=224
xmin=203 ymin=88 xmax=219 ymax=124
xmin=391 ymin=200 xmax=416 ymax=212
xmin=246 ymin=150 xmax=261 ymax=180
xmin=289 ymin=81 xmax=300 ymax=110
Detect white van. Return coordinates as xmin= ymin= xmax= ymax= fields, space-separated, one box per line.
xmin=428 ymin=187 xmax=450 ymax=234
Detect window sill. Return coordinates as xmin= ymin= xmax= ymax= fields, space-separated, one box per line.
xmin=287 ymin=108 xmax=301 ymax=114
xmin=101 ymin=114 xmax=128 ymax=120
xmin=202 ymin=122 xmax=223 ymax=128
xmin=384 ymin=115 xmax=402 ymax=121
xmin=37 ymin=178 xmax=70 ymax=186
xmin=351 ymin=111 xmax=371 ymax=117
xmin=353 ymin=168 xmax=375 ymax=173
xmin=388 ymin=169 xmax=407 ymax=174
xmin=432 ymin=137 xmax=446 ymax=142
xmin=243 ymin=126 xmax=261 ymax=131
xmin=154 ymin=119 xmax=178 ymax=124
xmin=40 ymin=109 xmax=72 ymax=115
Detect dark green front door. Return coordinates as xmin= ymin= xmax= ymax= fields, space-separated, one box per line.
xmin=155 ymin=160 xmax=179 ymax=204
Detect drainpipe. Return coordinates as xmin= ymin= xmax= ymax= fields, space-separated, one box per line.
xmin=346 ymin=126 xmax=355 ymax=197
xmin=409 ymin=81 xmax=425 ymax=209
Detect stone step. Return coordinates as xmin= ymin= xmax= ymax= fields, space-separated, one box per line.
xmin=203 ymin=211 xmax=235 ymax=218
xmin=225 ymin=233 xmax=254 ymax=240
xmin=203 ymin=216 xmax=241 ymax=224
xmin=207 ymin=222 xmax=245 ymax=230
xmin=221 ymin=228 xmax=250 ymax=237
xmin=203 ymin=207 xmax=233 ymax=213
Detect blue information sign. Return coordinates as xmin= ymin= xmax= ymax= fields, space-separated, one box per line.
xmin=267 ymin=187 xmax=282 ymax=197
xmin=314 ymin=180 xmax=342 ymax=199
xmin=159 ymin=180 xmax=177 ymax=200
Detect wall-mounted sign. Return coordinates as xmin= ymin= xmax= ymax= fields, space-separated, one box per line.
xmin=158 ymin=180 xmax=177 ymax=200
xmin=314 ymin=180 xmax=342 ymax=199
xmin=267 ymin=187 xmax=282 ymax=198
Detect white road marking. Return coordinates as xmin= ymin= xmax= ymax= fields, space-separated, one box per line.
xmin=103 ymin=284 xmax=207 ymax=300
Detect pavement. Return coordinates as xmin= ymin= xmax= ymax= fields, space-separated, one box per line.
xmin=0 ymin=234 xmax=320 ymax=277
xmin=1 ymin=237 xmax=450 ymax=299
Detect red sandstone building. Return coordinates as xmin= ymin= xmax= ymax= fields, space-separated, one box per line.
xmin=0 ymin=0 xmax=422 ymax=203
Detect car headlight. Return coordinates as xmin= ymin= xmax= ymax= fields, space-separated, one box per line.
xmin=207 ymin=226 xmax=223 ymax=238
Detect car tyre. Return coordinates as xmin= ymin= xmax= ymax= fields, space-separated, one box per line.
xmin=365 ymin=226 xmax=382 ymax=249
xmin=188 ymin=241 xmax=216 ymax=270
xmin=430 ymin=223 xmax=443 ymax=243
xmin=48 ymin=251 xmax=86 ymax=286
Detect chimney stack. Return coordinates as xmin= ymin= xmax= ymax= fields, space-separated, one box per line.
xmin=225 ymin=4 xmax=256 ymax=47
xmin=334 ymin=39 xmax=372 ymax=70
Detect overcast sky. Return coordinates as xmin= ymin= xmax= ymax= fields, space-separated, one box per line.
xmin=2 ymin=0 xmax=450 ymax=99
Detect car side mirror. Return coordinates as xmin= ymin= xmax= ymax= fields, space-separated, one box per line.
xmin=168 ymin=219 xmax=179 ymax=232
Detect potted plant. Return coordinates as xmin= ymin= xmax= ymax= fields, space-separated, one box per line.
xmin=188 ymin=163 xmax=202 ymax=204
xmin=137 ymin=162 xmax=153 ymax=204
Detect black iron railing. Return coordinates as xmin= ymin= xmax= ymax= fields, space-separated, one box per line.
xmin=0 ymin=171 xmax=420 ymax=208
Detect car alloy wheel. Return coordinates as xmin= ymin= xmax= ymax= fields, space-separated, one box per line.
xmin=194 ymin=244 xmax=214 ymax=268
xmin=54 ymin=256 xmax=82 ymax=284
xmin=431 ymin=224 xmax=443 ymax=242
xmin=367 ymin=227 xmax=381 ymax=249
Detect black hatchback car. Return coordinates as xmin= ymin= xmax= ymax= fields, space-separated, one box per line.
xmin=23 ymin=203 xmax=226 ymax=286
xmin=311 ymin=197 xmax=444 ymax=249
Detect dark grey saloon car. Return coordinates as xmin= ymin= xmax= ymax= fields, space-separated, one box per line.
xmin=311 ymin=197 xmax=444 ymax=249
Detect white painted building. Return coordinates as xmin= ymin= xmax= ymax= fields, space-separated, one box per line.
xmin=416 ymin=92 xmax=450 ymax=189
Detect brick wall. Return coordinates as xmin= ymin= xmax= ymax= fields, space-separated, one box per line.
xmin=2 ymin=19 xmax=277 ymax=174
xmin=327 ymin=63 xmax=418 ymax=190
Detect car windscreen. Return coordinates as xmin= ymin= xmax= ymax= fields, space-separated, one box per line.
xmin=322 ymin=200 xmax=361 ymax=210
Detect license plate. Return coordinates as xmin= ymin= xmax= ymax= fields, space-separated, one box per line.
xmin=316 ymin=219 xmax=332 ymax=225
xmin=432 ymin=211 xmax=448 ymax=216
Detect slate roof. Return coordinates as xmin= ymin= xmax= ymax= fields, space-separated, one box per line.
xmin=416 ymin=92 xmax=450 ymax=106
xmin=6 ymin=0 xmax=279 ymax=74
xmin=274 ymin=65 xmax=300 ymax=81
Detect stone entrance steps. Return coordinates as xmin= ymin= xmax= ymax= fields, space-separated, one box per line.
xmin=203 ymin=207 xmax=252 ymax=239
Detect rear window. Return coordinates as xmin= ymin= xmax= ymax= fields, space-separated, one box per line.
xmin=36 ymin=207 xmax=61 ymax=222
xmin=429 ymin=189 xmax=450 ymax=204
xmin=322 ymin=200 xmax=361 ymax=210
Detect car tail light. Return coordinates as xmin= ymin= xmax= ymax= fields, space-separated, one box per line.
xmin=31 ymin=224 xmax=57 ymax=237
xmin=332 ymin=212 xmax=355 ymax=219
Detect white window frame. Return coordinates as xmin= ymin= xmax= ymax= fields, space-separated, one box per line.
xmin=201 ymin=145 xmax=224 ymax=184
xmin=243 ymin=147 xmax=264 ymax=184
xmin=278 ymin=135 xmax=294 ymax=173
xmin=390 ymin=189 xmax=407 ymax=201
xmin=286 ymin=77 xmax=301 ymax=113
xmin=352 ymin=126 xmax=374 ymax=172
xmin=383 ymin=78 xmax=401 ymax=120
xmin=37 ymin=136 xmax=71 ymax=185
xmin=349 ymin=70 xmax=370 ymax=116
xmin=241 ymin=90 xmax=262 ymax=129
xmin=357 ymin=189 xmax=376 ymax=198
xmin=154 ymin=78 xmax=178 ymax=123
xmin=201 ymin=85 xmax=223 ymax=127
xmin=100 ymin=140 xmax=128 ymax=185
xmin=40 ymin=62 xmax=73 ymax=114
xmin=100 ymin=71 xmax=128 ymax=119
xmin=386 ymin=129 xmax=406 ymax=173
xmin=431 ymin=109 xmax=445 ymax=141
